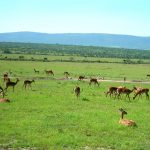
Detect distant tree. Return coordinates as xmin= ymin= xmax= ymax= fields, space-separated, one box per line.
xmin=137 ymin=59 xmax=143 ymax=64
xmin=43 ymin=57 xmax=48 ymax=61
xmin=69 ymin=57 xmax=74 ymax=61
xmin=19 ymin=56 xmax=24 ymax=59
xmin=3 ymin=49 xmax=11 ymax=54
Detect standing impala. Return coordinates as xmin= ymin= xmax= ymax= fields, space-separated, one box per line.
xmin=5 ymin=78 xmax=19 ymax=92
xmin=23 ymin=79 xmax=35 ymax=90
xmin=74 ymin=86 xmax=80 ymax=98
xmin=45 ymin=70 xmax=54 ymax=76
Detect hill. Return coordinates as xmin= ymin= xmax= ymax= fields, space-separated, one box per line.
xmin=0 ymin=32 xmax=150 ymax=50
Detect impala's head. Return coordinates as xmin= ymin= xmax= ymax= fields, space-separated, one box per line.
xmin=32 ymin=79 xmax=35 ymax=82
xmin=4 ymin=73 xmax=8 ymax=76
xmin=119 ymin=108 xmax=127 ymax=118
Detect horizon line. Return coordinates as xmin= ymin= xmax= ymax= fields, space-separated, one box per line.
xmin=0 ymin=31 xmax=150 ymax=38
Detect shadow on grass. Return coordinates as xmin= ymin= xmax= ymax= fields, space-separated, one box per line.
xmin=82 ymin=97 xmax=90 ymax=101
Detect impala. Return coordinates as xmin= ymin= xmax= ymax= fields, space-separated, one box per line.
xmin=34 ymin=68 xmax=39 ymax=74
xmin=5 ymin=78 xmax=19 ymax=92
xmin=89 ymin=78 xmax=99 ymax=86
xmin=23 ymin=79 xmax=35 ymax=90
xmin=74 ymin=86 xmax=80 ymax=98
xmin=133 ymin=87 xmax=149 ymax=100
xmin=45 ymin=70 xmax=54 ymax=76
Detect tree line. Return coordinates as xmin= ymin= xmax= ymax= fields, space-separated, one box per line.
xmin=0 ymin=42 xmax=150 ymax=59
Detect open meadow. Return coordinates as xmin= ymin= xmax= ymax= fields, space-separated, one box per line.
xmin=0 ymin=60 xmax=150 ymax=150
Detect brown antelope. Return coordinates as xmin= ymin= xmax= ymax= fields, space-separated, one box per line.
xmin=133 ymin=87 xmax=149 ymax=100
xmin=78 ymin=75 xmax=85 ymax=81
xmin=133 ymin=87 xmax=143 ymax=99
xmin=23 ymin=79 xmax=35 ymax=90
xmin=64 ymin=72 xmax=70 ymax=76
xmin=105 ymin=86 xmax=118 ymax=98
xmin=34 ymin=68 xmax=39 ymax=74
xmin=45 ymin=70 xmax=54 ymax=76
xmin=89 ymin=78 xmax=99 ymax=86
xmin=0 ymin=98 xmax=10 ymax=103
xmin=64 ymin=72 xmax=70 ymax=78
xmin=5 ymin=78 xmax=19 ymax=92
xmin=119 ymin=108 xmax=136 ymax=127
xmin=116 ymin=87 xmax=134 ymax=100
xmin=74 ymin=86 xmax=80 ymax=98
xmin=3 ymin=73 xmax=10 ymax=82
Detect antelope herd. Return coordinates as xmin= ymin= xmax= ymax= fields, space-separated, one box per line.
xmin=1 ymin=69 xmax=150 ymax=128
xmin=0 ymin=70 xmax=150 ymax=103
xmin=105 ymin=86 xmax=149 ymax=100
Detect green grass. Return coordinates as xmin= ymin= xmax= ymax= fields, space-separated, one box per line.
xmin=0 ymin=60 xmax=150 ymax=150
xmin=2 ymin=53 xmax=150 ymax=64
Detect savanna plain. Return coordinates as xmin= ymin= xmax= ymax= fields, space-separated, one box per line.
xmin=0 ymin=60 xmax=150 ymax=150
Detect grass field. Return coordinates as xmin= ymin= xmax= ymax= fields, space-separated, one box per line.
xmin=1 ymin=54 xmax=150 ymax=64
xmin=0 ymin=60 xmax=150 ymax=150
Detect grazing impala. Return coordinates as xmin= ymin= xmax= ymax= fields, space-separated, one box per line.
xmin=105 ymin=86 xmax=118 ymax=98
xmin=89 ymin=78 xmax=99 ymax=86
xmin=74 ymin=86 xmax=80 ymax=98
xmin=64 ymin=72 xmax=70 ymax=79
xmin=64 ymin=72 xmax=70 ymax=76
xmin=133 ymin=87 xmax=149 ymax=100
xmin=23 ymin=79 xmax=35 ymax=90
xmin=133 ymin=87 xmax=143 ymax=99
xmin=5 ymin=78 xmax=19 ymax=92
xmin=78 ymin=75 xmax=85 ymax=81
xmin=34 ymin=68 xmax=39 ymax=74
xmin=116 ymin=87 xmax=134 ymax=100
xmin=45 ymin=70 xmax=54 ymax=76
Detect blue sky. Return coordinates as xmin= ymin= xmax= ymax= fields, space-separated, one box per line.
xmin=0 ymin=0 xmax=150 ymax=36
